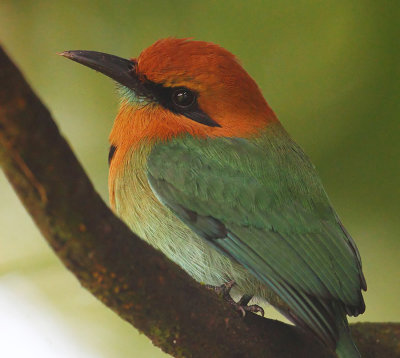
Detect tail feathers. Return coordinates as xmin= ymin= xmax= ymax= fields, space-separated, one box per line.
xmin=335 ymin=318 xmax=360 ymax=358
xmin=336 ymin=335 xmax=360 ymax=358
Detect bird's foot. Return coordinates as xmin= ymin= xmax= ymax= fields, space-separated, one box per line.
xmin=206 ymin=280 xmax=264 ymax=317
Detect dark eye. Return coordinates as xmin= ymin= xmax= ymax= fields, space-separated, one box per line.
xmin=172 ymin=88 xmax=196 ymax=108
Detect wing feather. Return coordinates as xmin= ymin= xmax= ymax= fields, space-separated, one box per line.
xmin=146 ymin=124 xmax=365 ymax=345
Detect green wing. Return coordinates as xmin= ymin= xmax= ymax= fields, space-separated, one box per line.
xmin=146 ymin=123 xmax=366 ymax=347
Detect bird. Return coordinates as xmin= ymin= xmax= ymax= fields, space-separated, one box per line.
xmin=60 ymin=38 xmax=366 ymax=358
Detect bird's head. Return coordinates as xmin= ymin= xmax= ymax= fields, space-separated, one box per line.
xmin=60 ymin=38 xmax=277 ymax=144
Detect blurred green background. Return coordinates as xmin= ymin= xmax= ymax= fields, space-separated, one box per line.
xmin=0 ymin=0 xmax=399 ymax=357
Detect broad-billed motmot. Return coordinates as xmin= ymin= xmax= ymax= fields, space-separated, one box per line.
xmin=60 ymin=38 xmax=366 ymax=358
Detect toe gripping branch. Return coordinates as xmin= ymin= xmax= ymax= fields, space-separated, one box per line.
xmin=206 ymin=280 xmax=265 ymax=317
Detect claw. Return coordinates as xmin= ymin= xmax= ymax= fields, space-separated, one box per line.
xmin=206 ymin=280 xmax=236 ymax=297
xmin=206 ymin=280 xmax=264 ymax=317
xmin=241 ymin=303 xmax=264 ymax=317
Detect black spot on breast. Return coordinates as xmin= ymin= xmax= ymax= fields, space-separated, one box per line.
xmin=108 ymin=145 xmax=117 ymax=166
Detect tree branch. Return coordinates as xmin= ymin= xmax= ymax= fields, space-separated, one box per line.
xmin=0 ymin=44 xmax=398 ymax=358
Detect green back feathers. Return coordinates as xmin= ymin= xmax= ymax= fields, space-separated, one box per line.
xmin=146 ymin=122 xmax=365 ymax=349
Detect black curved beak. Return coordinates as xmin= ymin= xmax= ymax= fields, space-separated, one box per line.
xmin=58 ymin=50 xmax=137 ymax=89
xmin=59 ymin=50 xmax=221 ymax=128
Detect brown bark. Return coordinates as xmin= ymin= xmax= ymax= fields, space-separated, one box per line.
xmin=0 ymin=44 xmax=398 ymax=358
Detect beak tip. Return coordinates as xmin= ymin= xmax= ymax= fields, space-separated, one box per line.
xmin=57 ymin=50 xmax=136 ymax=88
xmin=57 ymin=51 xmax=72 ymax=58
